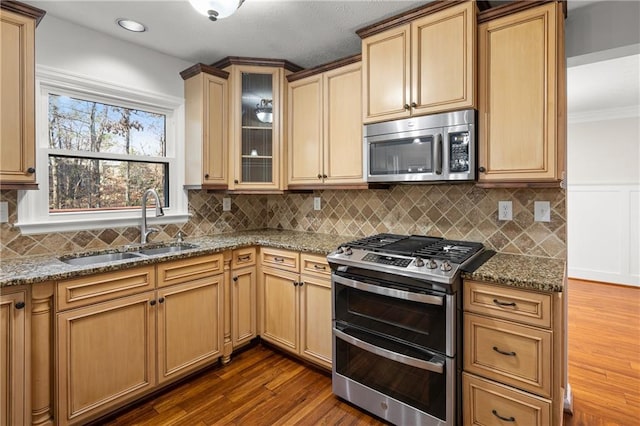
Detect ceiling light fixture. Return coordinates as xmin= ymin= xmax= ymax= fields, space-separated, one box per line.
xmin=188 ymin=0 xmax=246 ymax=21
xmin=116 ymin=18 xmax=147 ymax=32
xmin=255 ymin=99 xmax=273 ymax=123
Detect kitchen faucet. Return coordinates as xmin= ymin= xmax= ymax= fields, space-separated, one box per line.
xmin=140 ymin=188 xmax=165 ymax=244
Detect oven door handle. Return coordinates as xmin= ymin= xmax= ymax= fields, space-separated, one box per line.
xmin=334 ymin=328 xmax=444 ymax=374
xmin=332 ymin=275 xmax=444 ymax=306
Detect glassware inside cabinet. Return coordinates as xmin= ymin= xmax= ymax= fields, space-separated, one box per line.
xmin=240 ymin=72 xmax=273 ymax=184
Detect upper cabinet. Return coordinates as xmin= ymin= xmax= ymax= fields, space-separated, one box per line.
xmin=181 ymin=64 xmax=229 ymax=190
xmin=287 ymin=57 xmax=364 ymax=188
xmin=0 ymin=1 xmax=45 ymax=189
xmin=359 ymin=1 xmax=476 ymax=124
xmin=477 ymin=1 xmax=566 ymax=186
xmin=213 ymin=57 xmax=302 ymax=192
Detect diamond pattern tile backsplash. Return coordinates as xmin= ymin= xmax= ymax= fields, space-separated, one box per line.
xmin=0 ymin=184 xmax=566 ymax=259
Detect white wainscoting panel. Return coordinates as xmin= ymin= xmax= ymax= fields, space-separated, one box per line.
xmin=568 ymin=184 xmax=640 ymax=287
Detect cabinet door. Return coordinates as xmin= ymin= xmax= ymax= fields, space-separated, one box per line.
xmin=478 ymin=3 xmax=559 ymax=182
xmin=362 ymin=24 xmax=411 ymax=123
xmin=299 ymin=275 xmax=332 ymax=369
xmin=232 ymin=266 xmax=257 ymax=348
xmin=323 ymin=62 xmax=364 ymax=184
xmin=288 ymin=75 xmax=323 ymax=185
xmin=411 ymin=1 xmax=476 ymax=115
xmin=57 ymin=292 xmax=156 ymax=425
xmin=157 ymin=276 xmax=223 ymax=384
xmin=0 ymin=289 xmax=28 ymax=426
xmin=0 ymin=9 xmax=36 ymax=186
xmin=261 ymin=267 xmax=299 ymax=351
xmin=203 ymin=74 xmax=228 ymax=186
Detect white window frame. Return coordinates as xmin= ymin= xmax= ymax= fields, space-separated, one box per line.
xmin=16 ymin=66 xmax=190 ymax=235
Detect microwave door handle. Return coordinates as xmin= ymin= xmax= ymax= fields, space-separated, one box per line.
xmin=333 ymin=328 xmax=444 ymax=374
xmin=332 ymin=275 xmax=443 ymax=306
xmin=435 ymin=133 xmax=443 ymax=175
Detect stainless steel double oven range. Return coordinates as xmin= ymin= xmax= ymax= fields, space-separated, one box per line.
xmin=327 ymin=234 xmax=487 ymax=426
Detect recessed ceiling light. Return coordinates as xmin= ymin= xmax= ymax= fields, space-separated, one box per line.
xmin=116 ymin=18 xmax=146 ymax=32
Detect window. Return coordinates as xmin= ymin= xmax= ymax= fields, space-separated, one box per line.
xmin=16 ymin=67 xmax=189 ymax=234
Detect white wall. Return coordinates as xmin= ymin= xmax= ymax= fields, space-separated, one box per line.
xmin=35 ymin=14 xmax=191 ymax=98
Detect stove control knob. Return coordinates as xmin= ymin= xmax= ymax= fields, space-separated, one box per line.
xmin=339 ymin=246 xmax=352 ymax=256
xmin=337 ymin=246 xmax=344 ymax=254
xmin=440 ymin=260 xmax=452 ymax=272
xmin=415 ymin=257 xmax=425 ymax=267
xmin=426 ymin=259 xmax=438 ymax=269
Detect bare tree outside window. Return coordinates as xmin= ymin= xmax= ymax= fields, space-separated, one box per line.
xmin=47 ymin=94 xmax=168 ymax=212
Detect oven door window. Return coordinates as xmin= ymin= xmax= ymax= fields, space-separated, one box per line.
xmin=334 ymin=281 xmax=447 ymax=353
xmin=369 ymin=136 xmax=434 ymax=175
xmin=335 ymin=325 xmax=447 ymax=421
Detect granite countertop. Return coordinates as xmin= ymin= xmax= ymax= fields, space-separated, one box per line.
xmin=0 ymin=229 xmax=354 ymax=288
xmin=1 ymin=229 xmax=566 ymax=292
xmin=462 ymin=252 xmax=566 ymax=292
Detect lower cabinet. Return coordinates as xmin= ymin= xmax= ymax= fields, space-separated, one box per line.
xmin=231 ymin=247 xmax=257 ymax=348
xmin=259 ymin=248 xmax=332 ymax=369
xmin=0 ymin=286 xmax=29 ymax=426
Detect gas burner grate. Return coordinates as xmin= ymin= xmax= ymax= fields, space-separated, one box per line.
xmin=414 ymin=240 xmax=483 ymax=264
xmin=344 ymin=233 xmax=407 ymax=250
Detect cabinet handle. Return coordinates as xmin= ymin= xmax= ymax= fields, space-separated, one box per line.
xmin=15 ymin=301 xmax=25 ymax=310
xmin=26 ymin=167 xmax=36 ymax=174
xmin=493 ymin=298 xmax=517 ymax=307
xmin=158 ymin=297 xmax=165 ymax=304
xmin=313 ymin=264 xmax=326 ymax=270
xmin=234 ymin=179 xmax=239 ymax=184
xmin=299 ymin=281 xmax=304 ymax=286
xmin=238 ymin=255 xmax=251 ymax=261
xmin=322 ymin=174 xmax=328 ymax=179
xmin=317 ymin=173 xmax=322 ymax=179
xmin=204 ymin=173 xmax=210 ymax=179
xmin=293 ymin=281 xmax=298 ymax=286
xmin=410 ymin=102 xmax=417 ymax=108
xmin=492 ymin=409 xmax=515 ymax=422
xmin=403 ymin=104 xmax=410 ymax=110
xmin=274 ymin=257 xmax=284 ymax=262
xmin=150 ymin=300 xmax=156 ymax=306
xmin=233 ymin=276 xmax=238 ymax=282
xmin=478 ymin=166 xmax=486 ymax=173
xmin=492 ymin=346 xmax=516 ymax=357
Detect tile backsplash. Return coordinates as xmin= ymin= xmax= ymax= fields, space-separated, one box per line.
xmin=1 ymin=184 xmax=566 ymax=260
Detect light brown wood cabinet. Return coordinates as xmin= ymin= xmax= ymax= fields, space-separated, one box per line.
xmin=231 ymin=247 xmax=257 ymax=348
xmin=360 ymin=1 xmax=476 ymax=124
xmin=288 ymin=60 xmax=363 ymax=188
xmin=0 ymin=3 xmax=45 ymax=189
xmin=0 ymin=286 xmax=29 ymax=426
xmin=259 ymin=248 xmax=332 ymax=369
xmin=462 ymin=280 xmax=565 ymax=426
xmin=477 ymin=1 xmax=566 ymax=185
xmin=182 ymin=64 xmax=229 ymax=189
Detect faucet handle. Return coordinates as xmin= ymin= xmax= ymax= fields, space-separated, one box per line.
xmin=176 ymin=231 xmax=184 ymax=242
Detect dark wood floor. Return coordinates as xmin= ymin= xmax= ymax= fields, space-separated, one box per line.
xmin=103 ymin=279 xmax=639 ymax=426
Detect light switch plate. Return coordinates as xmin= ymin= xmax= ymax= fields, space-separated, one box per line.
xmin=313 ymin=197 xmax=321 ymax=211
xmin=222 ymin=197 xmax=231 ymax=212
xmin=498 ymin=201 xmax=512 ymax=221
xmin=0 ymin=202 xmax=7 ymax=223
xmin=534 ymin=201 xmax=551 ymax=222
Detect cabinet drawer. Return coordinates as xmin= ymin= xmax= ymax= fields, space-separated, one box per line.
xmin=300 ymin=253 xmax=330 ymax=277
xmin=260 ymin=248 xmax=299 ymax=273
xmin=464 ymin=280 xmax=552 ymax=328
xmin=157 ymin=254 xmax=224 ymax=288
xmin=232 ymin=247 xmax=256 ymax=269
xmin=463 ymin=372 xmax=551 ymax=426
xmin=464 ymin=313 xmax=552 ymax=398
xmin=56 ymin=266 xmax=155 ymax=311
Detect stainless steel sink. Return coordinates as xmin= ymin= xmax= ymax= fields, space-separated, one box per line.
xmin=61 ymin=251 xmax=144 ymax=266
xmin=138 ymin=243 xmax=199 ymax=256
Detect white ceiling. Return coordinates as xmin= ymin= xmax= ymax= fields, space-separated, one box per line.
xmin=25 ymin=0 xmax=599 ymax=69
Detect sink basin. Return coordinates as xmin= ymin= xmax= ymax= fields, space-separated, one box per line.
xmin=61 ymin=252 xmax=144 ymax=266
xmin=138 ymin=243 xmax=199 ymax=256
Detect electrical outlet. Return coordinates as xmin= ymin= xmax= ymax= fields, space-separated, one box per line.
xmin=0 ymin=202 xmax=8 ymax=223
xmin=534 ymin=201 xmax=551 ymax=222
xmin=498 ymin=201 xmax=512 ymax=221
xmin=313 ymin=197 xmax=321 ymax=211
xmin=222 ymin=197 xmax=231 ymax=212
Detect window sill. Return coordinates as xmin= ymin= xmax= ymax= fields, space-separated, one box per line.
xmin=15 ymin=212 xmax=191 ymax=236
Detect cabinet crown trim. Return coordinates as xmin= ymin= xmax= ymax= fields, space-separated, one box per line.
xmin=287 ymin=54 xmax=361 ymax=82
xmin=0 ymin=0 xmax=46 ymax=25
xmin=477 ymin=0 xmax=566 ymax=23
xmin=210 ymin=56 xmax=303 ymax=73
xmin=180 ymin=63 xmax=229 ymax=80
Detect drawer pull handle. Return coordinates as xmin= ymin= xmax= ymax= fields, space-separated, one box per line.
xmin=313 ymin=264 xmax=326 ymax=270
xmin=493 ymin=298 xmax=517 ymax=307
xmin=238 ymin=255 xmax=251 ymax=261
xmin=493 ymin=346 xmax=516 ymax=357
xmin=274 ymin=257 xmax=285 ymax=262
xmin=492 ymin=409 xmax=515 ymax=422
xmin=15 ymin=301 xmax=25 ymax=310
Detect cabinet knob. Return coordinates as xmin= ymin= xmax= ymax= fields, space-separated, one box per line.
xmin=15 ymin=301 xmax=25 ymax=310
xmin=234 ymin=179 xmax=239 ymax=184
xmin=158 ymin=297 xmax=165 ymax=304
xmin=150 ymin=300 xmax=156 ymax=306
xmin=322 ymin=174 xmax=327 ymax=179
xmin=410 ymin=102 xmax=417 ymax=108
xmin=233 ymin=276 xmax=238 ymax=282
xmin=317 ymin=174 xmax=322 ymax=179
xmin=403 ymin=104 xmax=410 ymax=110
xmin=293 ymin=281 xmax=298 ymax=287
xmin=27 ymin=167 xmax=35 ymax=174
xmin=478 ymin=166 xmax=486 ymax=173
xmin=299 ymin=281 xmax=304 ymax=287
xmin=204 ymin=173 xmax=210 ymax=179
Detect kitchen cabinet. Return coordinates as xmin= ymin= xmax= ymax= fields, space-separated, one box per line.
xmin=359 ymin=1 xmax=476 ymax=124
xmin=259 ymin=248 xmax=332 ymax=369
xmin=287 ymin=58 xmax=364 ymax=188
xmin=477 ymin=1 xmax=566 ymax=185
xmin=0 ymin=2 xmax=45 ymax=189
xmin=56 ymin=255 xmax=224 ymax=425
xmin=181 ymin=64 xmax=229 ymax=189
xmin=212 ymin=58 xmax=302 ymax=191
xmin=462 ymin=280 xmax=565 ymax=426
xmin=0 ymin=286 xmax=29 ymax=426
xmin=231 ymin=247 xmax=257 ymax=348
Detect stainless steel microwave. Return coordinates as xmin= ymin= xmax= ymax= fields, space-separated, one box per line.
xmin=364 ymin=109 xmax=476 ymax=183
